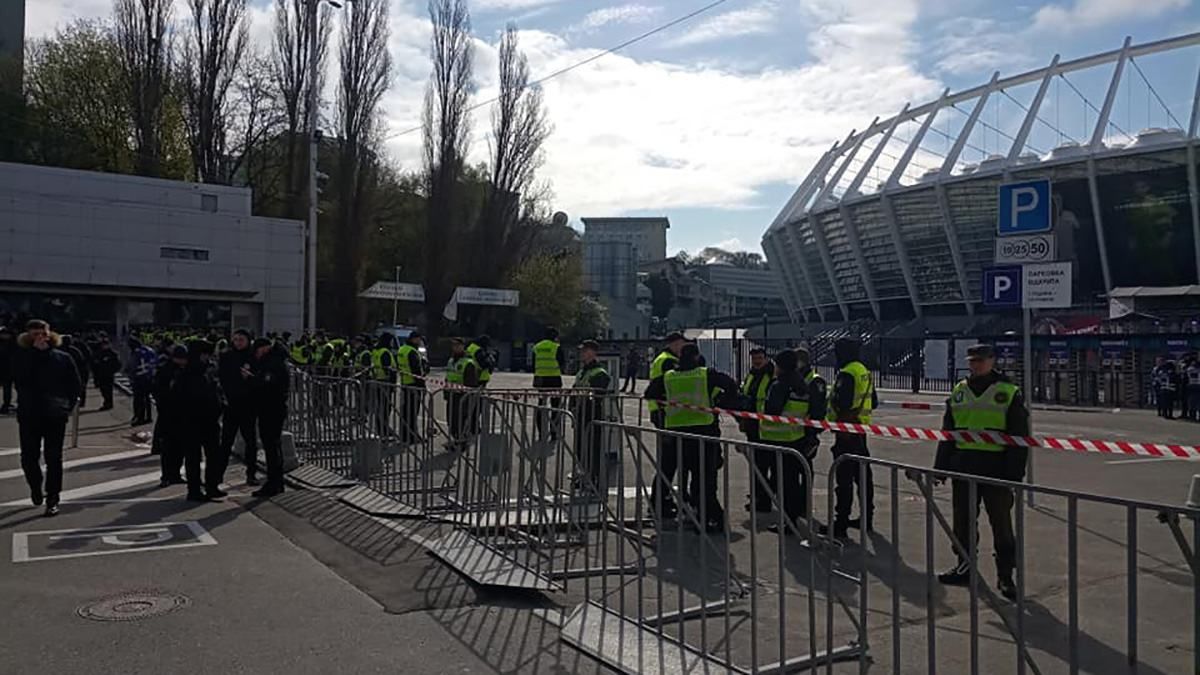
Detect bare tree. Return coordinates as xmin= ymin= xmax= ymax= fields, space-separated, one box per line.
xmin=114 ymin=0 xmax=174 ymax=177
xmin=226 ymin=50 xmax=284 ymax=198
xmin=421 ymin=0 xmax=473 ymax=330
xmin=180 ymin=0 xmax=248 ymax=183
xmin=271 ymin=0 xmax=330 ymax=218
xmin=476 ymin=24 xmax=550 ymax=285
xmin=330 ymin=0 xmax=392 ymax=332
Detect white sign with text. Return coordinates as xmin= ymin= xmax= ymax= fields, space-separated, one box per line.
xmin=1022 ymin=262 xmax=1072 ymax=309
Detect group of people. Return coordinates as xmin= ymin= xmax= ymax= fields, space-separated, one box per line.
xmin=1151 ymin=355 xmax=1200 ymax=421
xmin=4 ymin=319 xmax=293 ymax=517
xmin=636 ymin=332 xmax=1028 ymax=601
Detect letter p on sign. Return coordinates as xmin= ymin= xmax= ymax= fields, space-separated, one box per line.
xmin=998 ymin=179 xmax=1051 ymax=236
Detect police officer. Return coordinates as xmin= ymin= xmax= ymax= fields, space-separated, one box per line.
xmin=128 ymin=337 xmax=158 ymax=426
xmin=179 ymin=340 xmax=222 ymax=501
xmin=218 ymin=329 xmax=259 ymax=485
xmin=1187 ymin=356 xmax=1200 ymax=423
xmin=571 ymin=339 xmax=612 ymax=491
xmin=934 ymin=344 xmax=1030 ymax=601
xmin=644 ymin=342 xmax=738 ymax=534
xmin=759 ymin=346 xmax=826 ymax=531
xmin=397 ymin=331 xmax=429 ymax=444
xmin=156 ymin=345 xmax=191 ymax=487
xmin=739 ymin=347 xmax=775 ymax=513
xmin=90 ymin=334 xmax=121 ymax=411
xmin=445 ymin=338 xmax=481 ymax=451
xmin=1153 ymin=356 xmax=1176 ymax=419
xmin=467 ymin=335 xmax=495 ymax=388
xmin=532 ymin=328 xmax=565 ymax=440
xmin=822 ymin=337 xmax=878 ymax=540
xmin=647 ymin=332 xmax=686 ymax=519
xmin=250 ymin=337 xmax=289 ymax=498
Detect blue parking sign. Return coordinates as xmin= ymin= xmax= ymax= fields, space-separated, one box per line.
xmin=998 ymin=179 xmax=1051 ymax=235
xmin=982 ymin=266 xmax=1022 ymax=307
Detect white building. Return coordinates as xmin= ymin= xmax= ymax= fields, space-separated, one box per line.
xmin=581 ymin=217 xmax=669 ymax=263
xmin=0 ymin=162 xmax=305 ymax=335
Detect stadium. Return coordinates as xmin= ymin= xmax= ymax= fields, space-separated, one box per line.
xmin=762 ymin=32 xmax=1200 ymax=333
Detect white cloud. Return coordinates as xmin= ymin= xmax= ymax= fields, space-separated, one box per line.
xmin=573 ymin=4 xmax=662 ymax=33
xmin=472 ymin=0 xmax=563 ymax=11
xmin=932 ymin=17 xmax=1038 ymax=76
xmin=25 ymin=0 xmax=113 ymax=38
xmin=1032 ymin=0 xmax=1190 ymax=31
xmin=666 ymin=0 xmax=777 ymax=47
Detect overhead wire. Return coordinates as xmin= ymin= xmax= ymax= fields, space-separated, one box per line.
xmin=1129 ymin=56 xmax=1185 ymax=130
xmin=382 ymin=0 xmax=735 ymax=142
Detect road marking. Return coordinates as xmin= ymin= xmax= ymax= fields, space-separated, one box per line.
xmin=1105 ymin=456 xmax=1200 ymax=465
xmin=0 ymin=470 xmax=162 ymax=506
xmin=12 ymin=521 xmax=217 ymax=563
xmin=0 ymin=449 xmax=148 ymax=480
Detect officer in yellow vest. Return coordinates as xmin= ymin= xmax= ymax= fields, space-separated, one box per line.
xmin=366 ymin=333 xmax=398 ymax=437
xmin=571 ymin=340 xmax=613 ymax=490
xmin=445 ymin=338 xmax=481 ymax=451
xmin=644 ymin=342 xmax=738 ymax=533
xmin=738 ymin=347 xmax=775 ymax=513
xmin=823 ymin=337 xmax=878 ymax=540
xmin=934 ymin=344 xmax=1029 ymax=601
xmin=466 ymin=335 xmax=495 ymax=388
xmin=644 ymin=332 xmax=686 ymax=518
xmin=397 ymin=331 xmax=429 ymax=444
xmin=532 ymin=328 xmax=564 ymax=440
xmin=759 ymin=346 xmax=826 ymax=530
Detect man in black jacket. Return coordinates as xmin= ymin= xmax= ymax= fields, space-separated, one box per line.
xmin=739 ymin=347 xmax=775 ymax=513
xmin=12 ymin=320 xmax=81 ymax=516
xmin=177 ymin=341 xmax=222 ymax=501
xmin=218 ymin=329 xmax=260 ymax=486
xmin=60 ymin=335 xmax=90 ymax=410
xmin=934 ymin=344 xmax=1030 ymax=601
xmin=156 ymin=345 xmax=190 ymax=487
xmin=760 ymin=347 xmax=826 ymax=530
xmin=251 ymin=338 xmax=290 ymax=498
xmin=90 ymin=334 xmax=121 ymax=411
xmin=0 ymin=326 xmax=15 ymax=414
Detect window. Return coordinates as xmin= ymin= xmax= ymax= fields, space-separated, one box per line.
xmin=160 ymin=246 xmax=210 ymax=262
xmin=201 ymin=194 xmax=219 ymax=212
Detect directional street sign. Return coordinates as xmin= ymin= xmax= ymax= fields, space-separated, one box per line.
xmin=982 ymin=266 xmax=1023 ymax=308
xmin=997 ymin=179 xmax=1051 ymax=236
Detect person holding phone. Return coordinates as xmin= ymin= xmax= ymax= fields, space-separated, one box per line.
xmin=12 ymin=319 xmax=81 ymax=517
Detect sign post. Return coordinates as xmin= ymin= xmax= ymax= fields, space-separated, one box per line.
xmin=996 ymin=178 xmax=1056 ymax=505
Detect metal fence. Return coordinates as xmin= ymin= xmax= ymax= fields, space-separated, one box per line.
xmin=278 ymin=373 xmax=1198 ymax=674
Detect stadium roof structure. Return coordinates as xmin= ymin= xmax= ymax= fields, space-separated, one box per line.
xmin=763 ymin=32 xmax=1200 ymax=324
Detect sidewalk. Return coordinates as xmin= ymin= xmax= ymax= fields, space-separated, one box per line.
xmin=0 ymin=388 xmax=597 ymax=675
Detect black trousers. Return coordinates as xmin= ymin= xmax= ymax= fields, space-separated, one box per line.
xmin=679 ymin=435 xmax=723 ymax=523
xmin=221 ymin=406 xmax=258 ymax=476
xmin=132 ymin=381 xmax=153 ymax=422
xmin=1158 ymin=389 xmax=1176 ymax=418
xmin=399 ymin=387 xmax=424 ymax=443
xmin=757 ymin=441 xmax=813 ymax=521
xmin=19 ymin=415 xmax=67 ymax=501
xmin=160 ymin=422 xmax=184 ymax=481
xmin=257 ymin=405 xmax=287 ymax=489
xmin=77 ymin=376 xmax=88 ymax=407
xmin=622 ymin=373 xmax=637 ymax=392
xmin=832 ymin=432 xmax=873 ymax=526
xmin=1 ymin=378 xmax=12 ymax=409
xmin=746 ymin=430 xmax=777 ymax=511
xmin=95 ymin=376 xmax=114 ymax=408
xmin=534 ymin=395 xmax=563 ymax=441
xmin=649 ymin=413 xmax=679 ymax=513
xmin=951 ymin=480 xmax=1016 ymax=578
xmin=177 ymin=433 xmax=204 ymax=495
xmin=446 ymin=392 xmax=478 ymax=447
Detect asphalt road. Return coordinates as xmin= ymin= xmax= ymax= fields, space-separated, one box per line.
xmin=0 ymin=374 xmax=1195 ymax=675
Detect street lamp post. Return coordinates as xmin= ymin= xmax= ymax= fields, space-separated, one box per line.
xmin=304 ymin=0 xmax=320 ymax=332
xmin=392 ymin=265 xmax=402 ymax=327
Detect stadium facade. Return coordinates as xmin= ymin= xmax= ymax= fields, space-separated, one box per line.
xmin=763 ymin=33 xmax=1200 ymax=326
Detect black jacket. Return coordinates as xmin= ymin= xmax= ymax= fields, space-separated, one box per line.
xmin=934 ymin=370 xmax=1031 ymax=481
xmin=91 ymin=346 xmax=121 ymax=381
xmin=763 ymin=366 xmax=827 ymax=448
xmin=252 ymin=345 xmax=290 ymax=412
xmin=0 ymin=334 xmax=15 ymax=380
xmin=177 ymin=358 xmax=222 ymax=429
xmin=218 ymin=346 xmax=255 ymax=406
xmin=12 ymin=333 xmax=81 ymax=420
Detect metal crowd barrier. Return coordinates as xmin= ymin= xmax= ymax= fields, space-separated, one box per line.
xmin=824 ymin=454 xmax=1199 ymax=675
xmin=557 ymin=421 xmax=865 ymax=674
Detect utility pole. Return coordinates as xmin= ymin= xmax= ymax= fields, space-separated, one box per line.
xmin=304 ymin=0 xmax=319 ymax=332
xmin=392 ymin=265 xmax=402 ymax=327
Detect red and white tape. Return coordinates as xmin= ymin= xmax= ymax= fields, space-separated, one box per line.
xmin=653 ymin=400 xmax=1200 ymax=459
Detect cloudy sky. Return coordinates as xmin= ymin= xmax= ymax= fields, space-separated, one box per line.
xmin=24 ymin=0 xmax=1200 ymax=256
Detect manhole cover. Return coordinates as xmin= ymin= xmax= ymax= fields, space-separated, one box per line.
xmin=77 ymin=591 xmax=190 ymax=622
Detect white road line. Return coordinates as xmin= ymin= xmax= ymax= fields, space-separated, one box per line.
xmin=0 ymin=449 xmax=149 ymax=481
xmin=2 ymin=445 xmax=149 ymax=458
xmin=0 ymin=470 xmax=162 ymax=506
xmin=0 ymin=449 xmax=21 ymax=457
xmin=1105 ymin=456 xmax=1199 ymax=465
